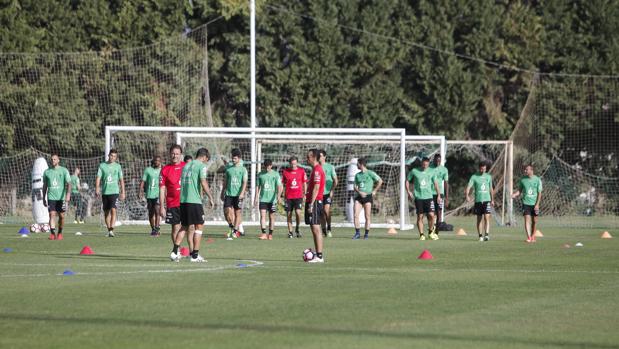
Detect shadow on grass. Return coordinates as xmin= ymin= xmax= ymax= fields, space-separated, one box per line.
xmin=0 ymin=313 xmax=615 ymax=348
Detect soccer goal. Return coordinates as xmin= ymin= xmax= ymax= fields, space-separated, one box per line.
xmin=106 ymin=126 xmax=435 ymax=229
xmin=443 ymin=140 xmax=515 ymax=226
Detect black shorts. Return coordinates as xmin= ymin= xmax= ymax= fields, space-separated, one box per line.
xmin=259 ymin=202 xmax=277 ymax=213
xmin=224 ymin=195 xmax=243 ymax=210
xmin=415 ymin=198 xmax=435 ymax=214
xmin=305 ymin=201 xmax=324 ymax=226
xmin=285 ymin=198 xmax=304 ymax=212
xmin=102 ymin=194 xmax=119 ymax=211
xmin=323 ymin=194 xmax=333 ymax=205
xmin=355 ymin=194 xmax=373 ymax=205
xmin=474 ymin=201 xmax=492 ymax=216
xmin=523 ymin=204 xmax=540 ymax=217
xmin=47 ymin=200 xmax=66 ymax=213
xmin=433 ymin=195 xmax=444 ymax=212
xmin=147 ymin=198 xmax=160 ymax=213
xmin=180 ymin=203 xmax=204 ymax=226
xmin=165 ymin=206 xmax=181 ymax=225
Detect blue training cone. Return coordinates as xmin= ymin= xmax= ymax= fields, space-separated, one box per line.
xmin=62 ymin=269 xmax=75 ymax=276
xmin=18 ymin=227 xmax=29 ymax=235
xmin=3 ymin=248 xmax=13 ymax=253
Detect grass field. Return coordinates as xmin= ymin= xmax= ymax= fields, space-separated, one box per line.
xmin=0 ymin=219 xmax=617 ymax=349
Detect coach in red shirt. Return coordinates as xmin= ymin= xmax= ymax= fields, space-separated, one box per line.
xmin=282 ymin=156 xmax=307 ymax=238
xmin=305 ymin=149 xmax=325 ymax=263
xmin=159 ymin=144 xmax=187 ymax=260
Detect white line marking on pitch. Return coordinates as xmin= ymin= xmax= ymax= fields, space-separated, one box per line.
xmin=0 ymin=260 xmax=263 ymax=278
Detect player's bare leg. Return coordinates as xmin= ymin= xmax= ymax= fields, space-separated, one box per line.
xmin=483 ymin=213 xmax=491 ymax=241
xmin=524 ymin=214 xmax=532 ymax=240
xmin=363 ymin=203 xmax=371 ymax=239
xmin=287 ymin=210 xmax=294 ymax=238
xmin=417 ymin=214 xmax=425 ymax=239
xmin=321 ymin=204 xmax=331 ymax=237
xmin=189 ymin=223 xmax=204 ymax=261
xmin=353 ymin=201 xmax=362 ymax=239
xmin=48 ymin=211 xmax=57 ymax=239
xmin=234 ymin=208 xmax=242 ymax=235
xmin=57 ymin=211 xmax=65 ymax=239
xmin=531 ymin=215 xmax=539 ymax=242
xmin=259 ymin=209 xmax=268 ymax=239
xmin=476 ymin=215 xmax=483 ymax=241
xmin=294 ymin=208 xmax=302 ymax=237
xmin=310 ymin=224 xmax=323 ymax=261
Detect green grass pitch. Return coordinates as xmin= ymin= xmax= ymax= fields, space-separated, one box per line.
xmin=0 ymin=219 xmax=617 ymax=349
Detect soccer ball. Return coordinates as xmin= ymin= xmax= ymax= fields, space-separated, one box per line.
xmin=29 ymin=223 xmax=41 ymax=233
xmin=40 ymin=223 xmax=50 ymax=233
xmin=303 ymin=248 xmax=315 ymax=262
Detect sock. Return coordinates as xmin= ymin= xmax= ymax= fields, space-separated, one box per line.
xmin=322 ymin=227 xmax=327 ymax=235
xmin=58 ymin=228 xmax=63 ymax=234
xmin=261 ymin=228 xmax=266 ymax=234
xmin=316 ymin=252 xmax=323 ymax=259
xmin=479 ymin=233 xmax=483 ymax=237
xmin=364 ymin=230 xmax=369 ymax=236
xmin=288 ymin=231 xmax=293 ymax=235
xmin=269 ymin=229 xmax=273 ymax=235
xmin=172 ymin=244 xmax=179 ymax=253
xmin=355 ymin=228 xmax=360 ymax=234
xmin=228 ymin=223 xmax=234 ymax=229
xmin=50 ymin=228 xmax=56 ymax=235
xmin=327 ymin=224 xmax=331 ymax=231
xmin=192 ymin=250 xmax=199 ymax=258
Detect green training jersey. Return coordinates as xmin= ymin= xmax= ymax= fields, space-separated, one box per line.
xmin=323 ymin=162 xmax=337 ymax=195
xmin=518 ymin=175 xmax=542 ymax=206
xmin=44 ymin=166 xmax=71 ymax=201
xmin=180 ymin=160 xmax=208 ymax=204
xmin=225 ymin=164 xmax=248 ymax=197
xmin=429 ymin=164 xmax=449 ymax=195
xmin=355 ymin=170 xmax=381 ymax=195
xmin=142 ymin=166 xmax=161 ymax=199
xmin=97 ymin=162 xmax=123 ymax=195
xmin=407 ymin=167 xmax=436 ymax=200
xmin=258 ymin=170 xmax=282 ymax=203
xmin=467 ymin=173 xmax=493 ymax=203
xmin=70 ymin=174 xmax=80 ymax=194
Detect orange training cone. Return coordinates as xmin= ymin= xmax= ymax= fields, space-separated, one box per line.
xmin=534 ymin=230 xmax=544 ymax=237
xmin=417 ymin=249 xmax=433 ymax=260
xmin=387 ymin=227 xmax=398 ymax=235
xmin=79 ymin=246 xmax=93 ymax=255
xmin=601 ymin=231 xmax=612 ymax=239
xmin=180 ymin=247 xmax=190 ymax=257
xmin=456 ymin=228 xmax=467 ymax=236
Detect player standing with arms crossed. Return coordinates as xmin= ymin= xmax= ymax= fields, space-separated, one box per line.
xmin=282 ymin=156 xmax=307 ymax=238
xmin=70 ymin=167 xmax=84 ymax=224
xmin=305 ymin=149 xmax=326 ymax=263
xmin=406 ymin=157 xmax=441 ymax=240
xmin=512 ymin=164 xmax=542 ymax=243
xmin=254 ymin=159 xmax=283 ymax=240
xmin=42 ymin=153 xmax=71 ymax=240
xmin=96 ymin=149 xmax=125 ymax=237
xmin=222 ymin=148 xmax=248 ymax=240
xmin=174 ymin=148 xmax=215 ymax=262
xmin=465 ymin=161 xmax=495 ymax=241
xmin=430 ymin=154 xmax=449 ymax=232
xmin=140 ymin=156 xmax=162 ymax=236
xmin=352 ymin=158 xmax=383 ymax=240
xmin=319 ymin=150 xmax=338 ymax=238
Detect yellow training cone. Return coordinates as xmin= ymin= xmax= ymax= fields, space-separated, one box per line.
xmin=456 ymin=228 xmax=467 ymax=236
xmin=534 ymin=230 xmax=544 ymax=237
xmin=387 ymin=227 xmax=398 ymax=235
xmin=601 ymin=231 xmax=612 ymax=239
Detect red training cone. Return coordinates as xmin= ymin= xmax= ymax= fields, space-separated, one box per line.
xmin=180 ymin=247 xmax=190 ymax=257
xmin=417 ymin=249 xmax=433 ymax=260
xmin=79 ymin=246 xmax=93 ymax=255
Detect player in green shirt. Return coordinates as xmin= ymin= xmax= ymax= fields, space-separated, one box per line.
xmin=512 ymin=164 xmax=543 ymax=243
xmin=140 ymin=156 xmax=162 ymax=237
xmin=221 ymin=148 xmax=248 ymax=240
xmin=254 ymin=159 xmax=283 ymax=240
xmin=319 ymin=150 xmax=338 ymax=238
xmin=465 ymin=161 xmax=495 ymax=242
xmin=406 ymin=157 xmax=441 ymax=240
xmin=353 ymin=158 xmax=383 ymax=239
xmin=173 ymin=148 xmax=214 ymax=263
xmin=95 ymin=149 xmax=125 ymax=237
xmin=70 ymin=167 xmax=85 ymax=224
xmin=42 ymin=153 xmax=72 ymax=240
xmin=430 ymin=154 xmax=449 ymax=231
